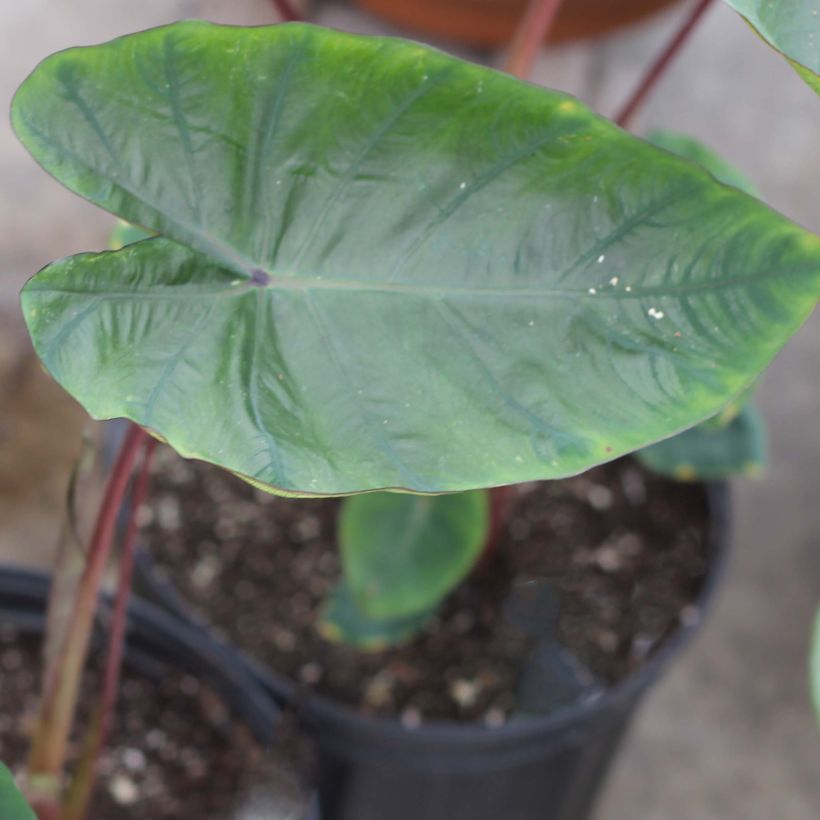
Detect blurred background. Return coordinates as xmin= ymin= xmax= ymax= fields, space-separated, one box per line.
xmin=1 ymin=1 xmax=818 ymax=817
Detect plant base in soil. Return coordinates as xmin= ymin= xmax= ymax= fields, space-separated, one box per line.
xmin=140 ymin=453 xmax=709 ymax=726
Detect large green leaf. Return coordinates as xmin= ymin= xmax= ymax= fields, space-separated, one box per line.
xmin=340 ymin=490 xmax=488 ymax=619
xmin=14 ymin=22 xmax=820 ymax=496
xmin=724 ymin=1 xmax=820 ymax=95
xmin=0 ymin=765 xmax=35 ymax=820
xmin=635 ymin=402 xmax=766 ymax=480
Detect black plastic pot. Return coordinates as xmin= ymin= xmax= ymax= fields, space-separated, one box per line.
xmin=0 ymin=564 xmax=281 ymax=746
xmin=134 ymin=477 xmax=731 ymax=820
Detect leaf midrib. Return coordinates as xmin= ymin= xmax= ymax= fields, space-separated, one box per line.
xmin=28 ymin=263 xmax=815 ymax=303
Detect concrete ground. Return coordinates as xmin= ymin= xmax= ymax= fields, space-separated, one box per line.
xmin=1 ymin=1 xmax=818 ymax=817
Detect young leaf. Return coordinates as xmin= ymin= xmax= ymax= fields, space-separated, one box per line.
xmin=318 ymin=579 xmax=433 ymax=651
xmin=0 ymin=765 xmax=36 ymax=820
xmin=14 ymin=22 xmax=820 ymax=496
xmin=723 ymin=1 xmax=820 ymax=95
xmin=696 ymin=381 xmax=757 ymax=431
xmin=812 ymin=608 xmax=820 ymax=728
xmin=635 ymin=403 xmax=766 ymax=480
xmin=109 ymin=219 xmax=154 ymax=250
xmin=340 ymin=490 xmax=488 ymax=620
xmin=647 ymin=130 xmax=758 ymax=196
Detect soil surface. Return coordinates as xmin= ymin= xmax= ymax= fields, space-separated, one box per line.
xmin=141 ymin=452 xmax=710 ymax=725
xmin=0 ymin=628 xmax=310 ymax=819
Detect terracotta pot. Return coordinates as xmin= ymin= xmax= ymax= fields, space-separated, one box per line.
xmin=355 ymin=0 xmax=682 ymax=47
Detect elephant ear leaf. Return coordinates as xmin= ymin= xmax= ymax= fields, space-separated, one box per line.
xmin=12 ymin=22 xmax=820 ymax=497
xmin=635 ymin=403 xmax=766 ymax=480
xmin=723 ymin=1 xmax=820 ymax=95
xmin=0 ymin=765 xmax=35 ymax=820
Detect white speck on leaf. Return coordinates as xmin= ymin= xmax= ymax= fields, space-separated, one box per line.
xmin=597 ymin=255 xmax=605 ymax=264
xmin=588 ymin=287 xmax=597 ymax=295
xmin=459 ymin=181 xmax=467 ymax=189
xmin=609 ymin=276 xmax=619 ymax=286
xmin=647 ymin=307 xmax=665 ymax=319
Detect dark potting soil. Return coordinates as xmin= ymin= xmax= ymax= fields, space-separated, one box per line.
xmin=140 ymin=452 xmax=710 ymax=725
xmin=0 ymin=628 xmax=311 ymax=819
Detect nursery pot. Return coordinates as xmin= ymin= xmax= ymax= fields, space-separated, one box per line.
xmin=135 ymin=477 xmax=730 ymax=820
xmin=355 ymin=0 xmax=683 ymax=49
xmin=0 ymin=564 xmax=280 ymax=746
xmin=284 ymin=483 xmax=728 ymax=820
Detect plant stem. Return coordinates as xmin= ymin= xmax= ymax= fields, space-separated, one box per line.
xmin=26 ymin=424 xmax=147 ymax=815
xmin=615 ymin=0 xmax=715 ymax=128
xmin=61 ymin=437 xmax=157 ymax=820
xmin=481 ymin=486 xmax=517 ymax=566
xmin=270 ymin=0 xmax=301 ymax=22
xmin=504 ymin=0 xmax=566 ymax=79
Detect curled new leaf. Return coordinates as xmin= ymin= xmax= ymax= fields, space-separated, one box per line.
xmin=318 ymin=579 xmax=433 ymax=651
xmin=339 ymin=490 xmax=488 ymax=619
xmin=14 ymin=22 xmax=820 ymax=496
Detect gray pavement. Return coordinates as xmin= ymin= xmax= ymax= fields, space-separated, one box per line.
xmin=1 ymin=2 xmax=818 ymax=818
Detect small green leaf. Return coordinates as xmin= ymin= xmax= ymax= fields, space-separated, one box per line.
xmin=109 ymin=219 xmax=154 ymax=250
xmin=811 ymin=608 xmax=820 ymax=727
xmin=723 ymin=1 xmax=820 ymax=95
xmin=340 ymin=490 xmax=488 ymax=619
xmin=791 ymin=59 xmax=820 ymax=96
xmin=636 ymin=403 xmax=766 ymax=480
xmin=318 ymin=579 xmax=433 ymax=651
xmin=697 ymin=381 xmax=758 ymax=431
xmin=13 ymin=22 xmax=820 ymax=496
xmin=0 ymin=765 xmax=35 ymax=820
xmin=647 ymin=130 xmax=758 ymax=196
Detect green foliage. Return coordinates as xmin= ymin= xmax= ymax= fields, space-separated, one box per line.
xmin=0 ymin=765 xmax=35 ymax=820
xmin=109 ymin=219 xmax=154 ymax=250
xmin=339 ymin=490 xmax=487 ymax=620
xmin=13 ymin=22 xmax=820 ymax=498
xmin=647 ymin=130 xmax=758 ymax=196
xmin=318 ymin=579 xmax=434 ymax=651
xmin=638 ymin=132 xmax=766 ymax=480
xmin=696 ymin=382 xmax=757 ymax=432
xmin=812 ymin=608 xmax=820 ymax=728
xmin=724 ymin=0 xmax=820 ymax=95
xmin=635 ymin=403 xmax=766 ymax=480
